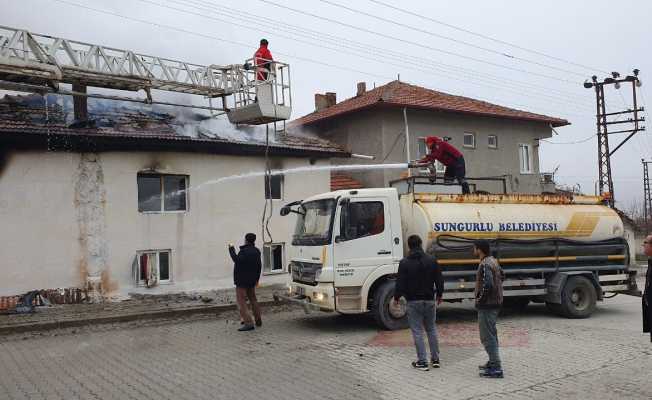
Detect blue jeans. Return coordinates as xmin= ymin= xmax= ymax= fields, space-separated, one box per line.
xmin=478 ymin=308 xmax=501 ymax=369
xmin=407 ymin=300 xmax=440 ymax=362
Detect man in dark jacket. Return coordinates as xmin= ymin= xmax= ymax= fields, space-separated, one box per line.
xmin=229 ymin=233 xmax=262 ymax=332
xmin=473 ymin=240 xmax=504 ymax=378
xmin=643 ymin=235 xmax=652 ymax=342
xmin=393 ymin=235 xmax=444 ymax=371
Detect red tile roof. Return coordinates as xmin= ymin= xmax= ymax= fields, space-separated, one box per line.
xmin=291 ymin=80 xmax=570 ymax=128
xmin=330 ymin=172 xmax=364 ymax=191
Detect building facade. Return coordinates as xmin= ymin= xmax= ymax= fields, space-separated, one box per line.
xmin=0 ymin=98 xmax=347 ymax=298
xmin=292 ymin=81 xmax=570 ymax=194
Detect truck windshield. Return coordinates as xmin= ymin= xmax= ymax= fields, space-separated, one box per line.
xmin=292 ymin=199 xmax=336 ymax=246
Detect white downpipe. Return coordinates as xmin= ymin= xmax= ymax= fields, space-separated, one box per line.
xmin=403 ymin=107 xmax=411 ymax=177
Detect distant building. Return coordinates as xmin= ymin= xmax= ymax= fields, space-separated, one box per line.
xmin=291 ymin=80 xmax=570 ymax=194
xmin=0 ymin=95 xmax=347 ymax=298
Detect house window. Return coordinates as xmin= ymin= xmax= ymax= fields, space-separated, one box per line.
xmin=136 ymin=250 xmax=171 ymax=286
xmin=519 ymin=144 xmax=533 ymax=174
xmin=137 ymin=174 xmax=188 ymax=212
xmin=463 ymin=132 xmax=476 ymax=148
xmin=342 ymin=201 xmax=385 ymax=240
xmin=488 ymin=135 xmax=498 ymax=149
xmin=265 ymin=174 xmax=283 ymax=200
xmin=263 ymin=243 xmax=285 ymax=274
xmin=417 ymin=137 xmax=428 ymax=159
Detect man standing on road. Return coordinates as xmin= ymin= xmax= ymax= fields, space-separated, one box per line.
xmin=229 ymin=233 xmax=263 ymax=332
xmin=393 ymin=235 xmax=444 ymax=371
xmin=473 ymin=240 xmax=504 ymax=378
xmin=642 ymin=234 xmax=652 ymax=342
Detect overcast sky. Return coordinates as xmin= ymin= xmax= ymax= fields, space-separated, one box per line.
xmin=3 ymin=0 xmax=652 ymax=210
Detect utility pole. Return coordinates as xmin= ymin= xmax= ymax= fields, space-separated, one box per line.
xmin=584 ymin=69 xmax=645 ymax=207
xmin=643 ymin=159 xmax=652 ymax=230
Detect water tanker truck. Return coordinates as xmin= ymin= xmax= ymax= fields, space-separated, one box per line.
xmin=278 ymin=177 xmax=639 ymax=330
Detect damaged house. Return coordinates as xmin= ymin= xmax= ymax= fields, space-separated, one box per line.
xmin=0 ymin=94 xmax=347 ymax=298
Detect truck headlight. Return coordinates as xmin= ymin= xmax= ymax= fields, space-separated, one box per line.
xmin=314 ymin=292 xmax=325 ymax=302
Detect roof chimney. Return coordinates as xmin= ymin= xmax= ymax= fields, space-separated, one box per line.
xmin=356 ymin=82 xmax=366 ymax=96
xmin=315 ymin=93 xmax=329 ymax=111
xmin=325 ymin=92 xmax=337 ymax=107
xmin=315 ymin=92 xmax=338 ymax=111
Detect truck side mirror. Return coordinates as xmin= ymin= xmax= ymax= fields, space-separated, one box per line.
xmin=280 ymin=206 xmax=290 ymax=216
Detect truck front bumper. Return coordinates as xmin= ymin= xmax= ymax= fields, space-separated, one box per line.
xmin=273 ymin=282 xmax=335 ymax=313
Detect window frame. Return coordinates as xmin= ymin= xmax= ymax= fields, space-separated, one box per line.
xmin=265 ymin=174 xmax=284 ymax=200
xmin=463 ymin=132 xmax=476 ymax=149
xmin=263 ymin=243 xmax=286 ymax=275
xmin=135 ymin=249 xmax=172 ymax=286
xmin=340 ymin=200 xmax=385 ymax=241
xmin=518 ymin=143 xmax=533 ymax=174
xmin=488 ymin=135 xmax=498 ymax=149
xmin=137 ymin=173 xmax=189 ymax=214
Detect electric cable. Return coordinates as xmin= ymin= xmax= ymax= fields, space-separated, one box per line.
xmin=365 ymin=0 xmax=610 ymax=75
xmin=258 ymin=0 xmax=583 ymax=85
xmin=316 ymin=0 xmax=589 ymax=77
xmin=143 ymin=0 xmax=593 ymax=111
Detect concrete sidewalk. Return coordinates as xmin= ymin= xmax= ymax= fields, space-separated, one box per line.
xmin=0 ymin=284 xmax=286 ymax=335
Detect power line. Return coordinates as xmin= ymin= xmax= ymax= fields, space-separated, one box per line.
xmin=49 ymin=0 xmax=393 ymax=81
xmin=179 ymin=0 xmax=589 ymax=103
xmin=47 ymin=0 xmax=585 ymax=120
xmin=315 ymin=0 xmax=588 ymax=77
xmin=365 ymin=0 xmax=610 ymax=75
xmin=257 ymin=0 xmax=582 ymax=85
xmin=163 ymin=0 xmax=592 ymax=111
xmin=540 ymin=134 xmax=596 ymax=145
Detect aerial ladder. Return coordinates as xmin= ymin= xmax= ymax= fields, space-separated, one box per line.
xmin=0 ymin=25 xmax=292 ymax=125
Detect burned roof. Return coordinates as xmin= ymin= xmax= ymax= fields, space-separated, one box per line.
xmin=291 ymin=80 xmax=570 ymax=128
xmin=0 ymin=94 xmax=348 ymax=158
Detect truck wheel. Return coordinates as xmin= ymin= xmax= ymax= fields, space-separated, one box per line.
xmin=372 ymin=280 xmax=408 ymax=330
xmin=560 ymin=276 xmax=597 ymax=318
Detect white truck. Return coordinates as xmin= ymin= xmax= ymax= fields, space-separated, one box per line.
xmin=278 ymin=177 xmax=639 ymax=330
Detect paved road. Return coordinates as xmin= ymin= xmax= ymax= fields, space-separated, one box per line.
xmin=0 ymin=295 xmax=650 ymax=400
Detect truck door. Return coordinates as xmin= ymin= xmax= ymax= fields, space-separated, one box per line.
xmin=333 ymin=197 xmax=394 ymax=287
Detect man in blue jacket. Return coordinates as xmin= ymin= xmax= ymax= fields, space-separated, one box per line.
xmin=229 ymin=233 xmax=263 ymax=332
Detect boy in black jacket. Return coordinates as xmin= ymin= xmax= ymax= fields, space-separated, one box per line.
xmin=393 ymin=235 xmax=444 ymax=371
xmin=229 ymin=233 xmax=262 ymax=332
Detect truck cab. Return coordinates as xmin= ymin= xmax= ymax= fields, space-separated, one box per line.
xmin=281 ymin=188 xmax=404 ymax=324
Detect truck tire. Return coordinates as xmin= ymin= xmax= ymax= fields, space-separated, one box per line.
xmin=559 ymin=276 xmax=597 ymax=318
xmin=372 ymin=280 xmax=408 ymax=330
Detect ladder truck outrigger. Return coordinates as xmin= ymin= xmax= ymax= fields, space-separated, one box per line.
xmin=278 ymin=176 xmax=640 ymax=330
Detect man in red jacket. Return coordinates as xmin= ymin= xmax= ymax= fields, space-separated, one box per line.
xmin=417 ymin=136 xmax=470 ymax=194
xmin=254 ymin=39 xmax=273 ymax=81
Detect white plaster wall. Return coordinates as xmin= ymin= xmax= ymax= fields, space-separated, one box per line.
xmin=0 ymin=150 xmax=330 ymax=297
xmin=0 ymin=151 xmax=81 ymax=295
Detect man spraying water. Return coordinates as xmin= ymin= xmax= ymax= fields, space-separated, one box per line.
xmin=409 ymin=136 xmax=470 ymax=194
